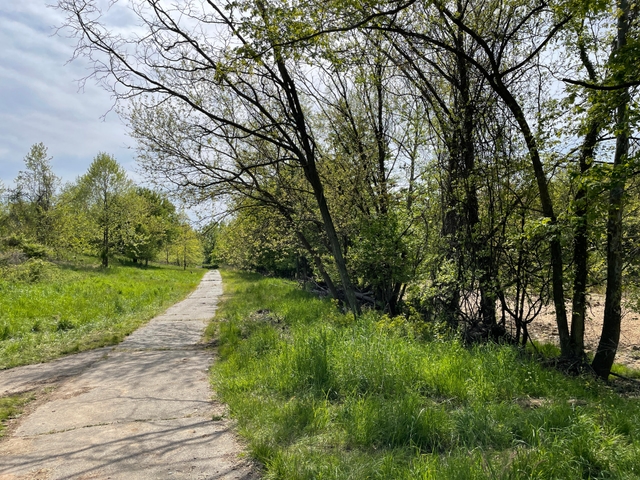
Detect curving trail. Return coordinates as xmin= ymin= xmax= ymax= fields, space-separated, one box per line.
xmin=0 ymin=270 xmax=258 ymax=480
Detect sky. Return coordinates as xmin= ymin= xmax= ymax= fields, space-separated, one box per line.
xmin=0 ymin=1 xmax=137 ymax=188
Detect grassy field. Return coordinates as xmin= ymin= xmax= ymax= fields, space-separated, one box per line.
xmin=0 ymin=259 xmax=205 ymax=369
xmin=209 ymin=270 xmax=640 ymax=479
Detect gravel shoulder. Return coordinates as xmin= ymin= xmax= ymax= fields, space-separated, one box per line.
xmin=0 ymin=270 xmax=258 ymax=480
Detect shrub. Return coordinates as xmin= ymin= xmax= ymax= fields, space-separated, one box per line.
xmin=0 ymin=258 xmax=59 ymax=283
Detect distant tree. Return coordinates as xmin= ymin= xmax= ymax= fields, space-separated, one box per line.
xmin=215 ymin=206 xmax=299 ymax=276
xmin=120 ymin=188 xmax=180 ymax=265
xmin=201 ymin=221 xmax=221 ymax=266
xmin=0 ymin=181 xmax=8 ymax=241
xmin=168 ymin=212 xmax=203 ymax=270
xmin=9 ymin=143 xmax=60 ymax=246
xmin=54 ymin=183 xmax=95 ymax=257
xmin=76 ymin=153 xmax=132 ymax=267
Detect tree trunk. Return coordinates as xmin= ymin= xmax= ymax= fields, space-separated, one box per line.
xmin=252 ymin=0 xmax=360 ymax=315
xmin=272 ymin=54 xmax=361 ymax=315
xmin=295 ymin=231 xmax=340 ymax=300
xmin=304 ymin=165 xmax=361 ymax=314
xmin=592 ymin=0 xmax=630 ymax=379
xmin=570 ymin=121 xmax=599 ymax=357
xmin=454 ymin=24 xmax=496 ymax=327
xmin=592 ymin=117 xmax=628 ymax=379
xmin=442 ymin=151 xmax=461 ymax=328
xmin=102 ymin=225 xmax=109 ymax=268
xmin=495 ymin=84 xmax=571 ymax=356
xmin=570 ymin=39 xmax=603 ymax=358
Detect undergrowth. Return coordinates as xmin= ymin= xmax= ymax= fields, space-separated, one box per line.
xmin=210 ymin=270 xmax=640 ymax=479
xmin=0 ymin=259 xmax=204 ymax=368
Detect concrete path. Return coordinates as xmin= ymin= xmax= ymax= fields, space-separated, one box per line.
xmin=0 ymin=270 xmax=257 ymax=480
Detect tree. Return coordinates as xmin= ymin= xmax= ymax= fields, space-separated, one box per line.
xmin=215 ymin=205 xmax=299 ymax=275
xmin=166 ymin=212 xmax=203 ymax=270
xmin=8 ymin=143 xmax=60 ymax=246
xmin=0 ymin=181 xmax=9 ymax=243
xmin=76 ymin=153 xmax=132 ymax=267
xmin=58 ymin=0 xmax=362 ymax=314
xmin=567 ymin=39 xmax=606 ymax=359
xmin=378 ymin=0 xmax=573 ymax=354
xmin=201 ymin=221 xmax=221 ymax=266
xmin=592 ymin=0 xmax=635 ymax=379
xmin=120 ymin=188 xmax=180 ymax=266
xmin=54 ymin=183 xmax=95 ymax=257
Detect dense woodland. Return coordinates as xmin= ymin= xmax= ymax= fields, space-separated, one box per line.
xmin=9 ymin=0 xmax=636 ymax=380
xmin=0 ymin=144 xmax=203 ymax=270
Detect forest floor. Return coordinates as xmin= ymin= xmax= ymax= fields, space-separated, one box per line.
xmin=0 ymin=270 xmax=257 ymax=480
xmin=525 ymin=295 xmax=640 ymax=370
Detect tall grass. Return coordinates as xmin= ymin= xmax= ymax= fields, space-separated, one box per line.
xmin=0 ymin=260 xmax=205 ymax=368
xmin=211 ymin=270 xmax=640 ymax=479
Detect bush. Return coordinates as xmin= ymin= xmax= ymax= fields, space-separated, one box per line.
xmin=0 ymin=258 xmax=59 ymax=283
xmin=1 ymin=235 xmax=51 ymax=260
xmin=21 ymin=242 xmax=51 ymax=259
xmin=0 ymin=250 xmax=27 ymax=266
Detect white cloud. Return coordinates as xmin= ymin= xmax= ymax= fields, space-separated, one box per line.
xmin=0 ymin=0 xmax=136 ymax=186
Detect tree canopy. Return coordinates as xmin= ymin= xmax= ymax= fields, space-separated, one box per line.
xmin=1 ymin=145 xmax=202 ymax=271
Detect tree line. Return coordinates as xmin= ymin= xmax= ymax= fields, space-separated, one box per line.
xmin=0 ymin=144 xmax=203 ymax=269
xmin=57 ymin=0 xmax=639 ymax=379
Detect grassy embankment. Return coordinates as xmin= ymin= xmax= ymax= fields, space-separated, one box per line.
xmin=0 ymin=259 xmax=205 ymax=369
xmin=0 ymin=259 xmax=205 ymax=434
xmin=209 ymin=270 xmax=640 ymax=479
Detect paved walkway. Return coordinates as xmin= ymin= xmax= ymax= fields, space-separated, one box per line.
xmin=0 ymin=270 xmax=257 ymax=480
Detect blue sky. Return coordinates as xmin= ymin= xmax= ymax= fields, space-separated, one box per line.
xmin=0 ymin=1 xmax=136 ymax=187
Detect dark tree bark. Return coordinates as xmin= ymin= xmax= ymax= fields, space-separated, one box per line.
xmin=102 ymin=225 xmax=109 ymax=268
xmin=570 ymin=40 xmax=603 ymax=358
xmin=496 ymin=85 xmax=570 ymax=354
xmin=570 ymin=125 xmax=598 ymax=357
xmin=270 ymin=52 xmax=360 ymax=314
xmin=592 ymin=0 xmax=631 ymax=379
xmin=453 ymin=15 xmax=496 ymax=328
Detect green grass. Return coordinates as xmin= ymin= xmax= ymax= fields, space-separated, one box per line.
xmin=210 ymin=270 xmax=640 ymax=479
xmin=0 ymin=392 xmax=34 ymax=438
xmin=0 ymin=259 xmax=205 ymax=368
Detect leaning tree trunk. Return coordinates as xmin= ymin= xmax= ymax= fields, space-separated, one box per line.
xmin=304 ymin=164 xmax=361 ymax=315
xmin=295 ymin=230 xmax=340 ymax=300
xmin=496 ymin=85 xmax=571 ymax=356
xmin=272 ymin=54 xmax=361 ymax=315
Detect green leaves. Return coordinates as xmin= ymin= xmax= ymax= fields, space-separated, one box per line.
xmin=75 ymin=153 xmax=133 ymax=266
